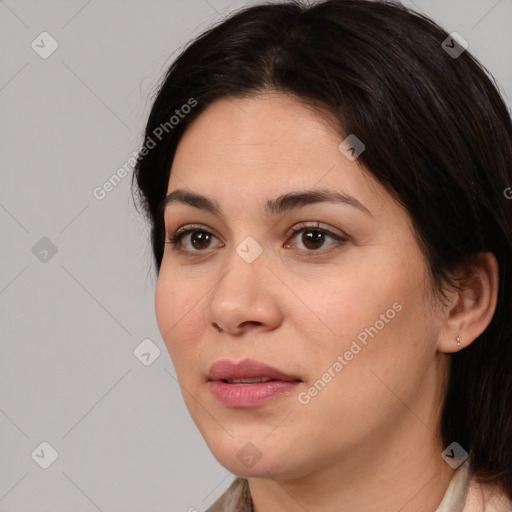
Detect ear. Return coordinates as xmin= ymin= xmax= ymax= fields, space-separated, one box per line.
xmin=437 ymin=252 xmax=499 ymax=353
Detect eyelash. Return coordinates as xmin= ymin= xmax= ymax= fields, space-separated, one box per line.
xmin=165 ymin=222 xmax=347 ymax=256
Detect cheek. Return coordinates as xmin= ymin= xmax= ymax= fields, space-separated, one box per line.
xmin=286 ymin=250 xmax=432 ymax=380
xmin=288 ymin=271 xmax=402 ymax=351
xmin=154 ymin=269 xmax=202 ymax=366
xmin=310 ymin=283 xmax=434 ymax=404
xmin=286 ymin=279 xmax=434 ymax=444
xmin=154 ymin=271 xmax=174 ymax=343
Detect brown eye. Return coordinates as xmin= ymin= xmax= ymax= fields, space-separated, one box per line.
xmin=189 ymin=231 xmax=213 ymax=250
xmin=301 ymin=230 xmax=326 ymax=250
xmin=286 ymin=224 xmax=346 ymax=253
xmin=166 ymin=227 xmax=221 ymax=252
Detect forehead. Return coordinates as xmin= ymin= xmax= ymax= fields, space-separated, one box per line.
xmin=172 ymin=93 xmax=357 ymax=178
xmin=174 ymin=93 xmax=338 ymax=152
xmin=168 ymin=93 xmax=377 ymax=197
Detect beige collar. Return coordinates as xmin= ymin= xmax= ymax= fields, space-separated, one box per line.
xmin=435 ymin=459 xmax=472 ymax=512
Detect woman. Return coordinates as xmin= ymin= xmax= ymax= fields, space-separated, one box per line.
xmin=132 ymin=1 xmax=512 ymax=510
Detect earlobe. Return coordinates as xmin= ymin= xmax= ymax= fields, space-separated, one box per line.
xmin=437 ymin=252 xmax=499 ymax=354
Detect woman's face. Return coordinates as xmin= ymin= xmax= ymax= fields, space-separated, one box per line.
xmin=155 ymin=93 xmax=448 ymax=480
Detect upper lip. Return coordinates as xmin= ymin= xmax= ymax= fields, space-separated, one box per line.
xmin=207 ymin=359 xmax=301 ymax=382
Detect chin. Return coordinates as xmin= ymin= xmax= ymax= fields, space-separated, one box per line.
xmin=206 ymin=434 xmax=301 ymax=480
xmin=220 ymin=454 xmax=289 ymax=479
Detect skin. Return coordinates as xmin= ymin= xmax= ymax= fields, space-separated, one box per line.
xmin=155 ymin=93 xmax=498 ymax=512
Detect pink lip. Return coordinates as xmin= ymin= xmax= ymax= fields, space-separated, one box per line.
xmin=207 ymin=359 xmax=302 ymax=408
xmin=207 ymin=359 xmax=300 ymax=381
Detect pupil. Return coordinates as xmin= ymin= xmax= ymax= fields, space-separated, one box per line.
xmin=191 ymin=231 xmax=211 ymax=249
xmin=303 ymin=230 xmax=324 ymax=249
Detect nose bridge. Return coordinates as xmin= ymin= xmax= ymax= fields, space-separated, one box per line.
xmin=204 ymin=238 xmax=281 ymax=333
xmin=214 ymin=237 xmax=268 ymax=302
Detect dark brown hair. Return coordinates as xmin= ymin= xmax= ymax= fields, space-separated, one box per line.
xmin=132 ymin=0 xmax=512 ymax=498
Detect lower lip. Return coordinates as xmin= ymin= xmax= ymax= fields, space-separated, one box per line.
xmin=209 ymin=380 xmax=301 ymax=408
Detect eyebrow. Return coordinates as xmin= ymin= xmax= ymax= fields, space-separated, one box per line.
xmin=161 ymin=188 xmax=371 ymax=217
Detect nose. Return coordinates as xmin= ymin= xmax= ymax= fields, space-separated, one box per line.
xmin=203 ymin=246 xmax=283 ymax=336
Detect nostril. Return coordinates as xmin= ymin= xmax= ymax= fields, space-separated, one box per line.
xmin=240 ymin=321 xmax=262 ymax=328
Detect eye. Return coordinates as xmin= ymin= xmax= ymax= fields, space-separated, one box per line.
xmin=165 ymin=222 xmax=347 ymax=256
xmin=285 ymin=222 xmax=347 ymax=252
xmin=165 ymin=225 xmax=223 ymax=252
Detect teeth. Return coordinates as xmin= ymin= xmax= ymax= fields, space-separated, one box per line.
xmin=226 ymin=377 xmax=273 ymax=384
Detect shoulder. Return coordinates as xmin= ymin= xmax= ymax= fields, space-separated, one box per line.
xmin=463 ymin=475 xmax=512 ymax=512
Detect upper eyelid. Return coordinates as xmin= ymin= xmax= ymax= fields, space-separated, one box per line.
xmin=167 ymin=222 xmax=344 ymax=237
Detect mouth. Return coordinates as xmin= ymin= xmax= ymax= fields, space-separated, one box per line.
xmin=207 ymin=358 xmax=301 ymax=382
xmin=206 ymin=359 xmax=302 ymax=408
xmin=221 ymin=377 xmax=281 ymax=384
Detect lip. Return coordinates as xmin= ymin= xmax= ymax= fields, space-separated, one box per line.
xmin=207 ymin=359 xmax=302 ymax=408
xmin=207 ymin=358 xmax=301 ymax=382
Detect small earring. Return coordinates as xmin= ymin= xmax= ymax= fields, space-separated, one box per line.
xmin=456 ymin=336 xmax=461 ymax=347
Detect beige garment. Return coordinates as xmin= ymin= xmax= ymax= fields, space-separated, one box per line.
xmin=436 ymin=458 xmax=472 ymax=512
xmin=206 ymin=477 xmax=251 ymax=512
xmin=206 ymin=459 xmax=512 ymax=512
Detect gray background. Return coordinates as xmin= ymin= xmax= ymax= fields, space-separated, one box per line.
xmin=0 ymin=0 xmax=510 ymax=511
